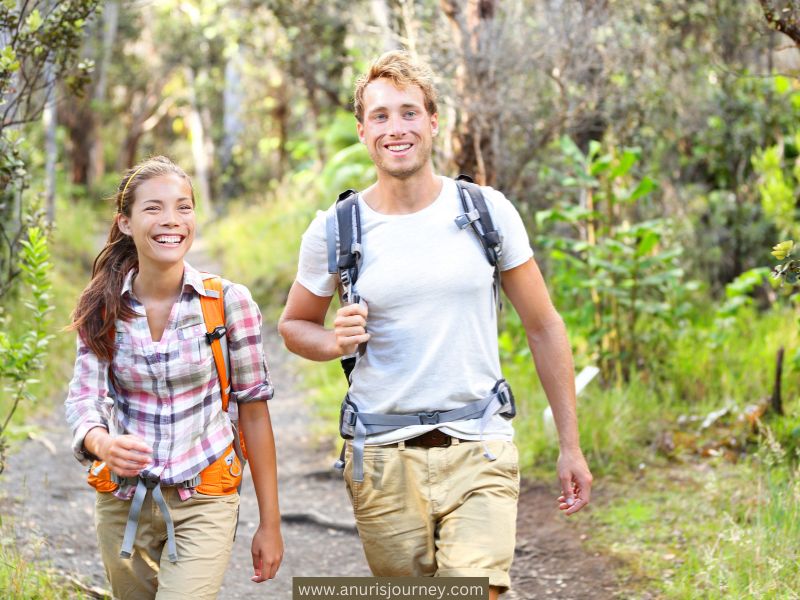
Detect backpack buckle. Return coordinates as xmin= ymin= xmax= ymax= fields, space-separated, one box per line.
xmin=419 ymin=411 xmax=440 ymax=425
xmin=454 ymin=209 xmax=480 ymax=230
xmin=142 ymin=473 xmax=161 ymax=490
xmin=343 ymin=408 xmax=357 ymax=427
xmin=205 ymin=325 xmax=226 ymax=344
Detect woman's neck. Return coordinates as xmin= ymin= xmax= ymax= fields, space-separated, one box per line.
xmin=133 ymin=260 xmax=185 ymax=303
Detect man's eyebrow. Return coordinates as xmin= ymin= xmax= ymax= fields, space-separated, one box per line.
xmin=367 ymin=102 xmax=422 ymax=115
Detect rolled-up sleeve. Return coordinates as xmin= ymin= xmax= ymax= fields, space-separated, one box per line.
xmin=64 ymin=335 xmax=111 ymax=465
xmin=223 ymin=282 xmax=274 ymax=403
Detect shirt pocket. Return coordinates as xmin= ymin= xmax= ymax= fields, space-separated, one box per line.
xmin=175 ymin=323 xmax=214 ymax=366
xmin=112 ymin=331 xmax=143 ymax=386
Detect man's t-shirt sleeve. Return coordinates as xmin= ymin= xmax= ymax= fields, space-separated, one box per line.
xmin=296 ymin=209 xmax=338 ymax=297
xmin=482 ymin=187 xmax=534 ymax=271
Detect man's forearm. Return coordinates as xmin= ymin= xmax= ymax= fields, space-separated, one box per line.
xmin=527 ymin=316 xmax=581 ymax=452
xmin=278 ymin=319 xmax=340 ymax=362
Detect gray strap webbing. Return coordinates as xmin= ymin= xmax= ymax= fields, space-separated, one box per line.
xmin=119 ymin=478 xmax=179 ymax=563
xmin=152 ymin=484 xmax=178 ymax=563
xmin=119 ymin=478 xmax=148 ymax=560
xmin=349 ymin=388 xmax=510 ymax=482
xmin=326 ymin=210 xmax=338 ymax=275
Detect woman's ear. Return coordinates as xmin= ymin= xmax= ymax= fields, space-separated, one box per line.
xmin=117 ymin=214 xmax=132 ymax=236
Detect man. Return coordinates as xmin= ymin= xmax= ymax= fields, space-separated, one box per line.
xmin=278 ymin=51 xmax=592 ymax=598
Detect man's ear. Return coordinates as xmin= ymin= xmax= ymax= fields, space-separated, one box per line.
xmin=357 ymin=121 xmax=366 ymax=144
xmin=430 ymin=112 xmax=439 ymax=137
xmin=117 ymin=214 xmax=132 ymax=236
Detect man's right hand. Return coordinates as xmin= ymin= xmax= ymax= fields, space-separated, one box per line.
xmin=333 ymin=302 xmax=370 ymax=356
xmin=85 ymin=427 xmax=152 ymax=478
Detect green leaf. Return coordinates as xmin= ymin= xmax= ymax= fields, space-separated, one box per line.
xmin=25 ymin=9 xmax=43 ymax=32
xmin=626 ymin=176 xmax=657 ymax=202
xmin=610 ymin=148 xmax=641 ymax=179
xmin=636 ymin=230 xmax=660 ymax=257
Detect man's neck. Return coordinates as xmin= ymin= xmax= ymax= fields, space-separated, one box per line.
xmin=363 ymin=166 xmax=443 ymax=215
xmin=133 ymin=260 xmax=185 ymax=303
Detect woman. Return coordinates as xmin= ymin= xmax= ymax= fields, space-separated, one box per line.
xmin=66 ymin=156 xmax=282 ymax=599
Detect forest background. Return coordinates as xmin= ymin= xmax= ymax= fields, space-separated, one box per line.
xmin=2 ymin=1 xmax=800 ymax=598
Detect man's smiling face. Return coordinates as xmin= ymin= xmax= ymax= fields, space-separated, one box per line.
xmin=357 ymin=78 xmax=439 ymax=180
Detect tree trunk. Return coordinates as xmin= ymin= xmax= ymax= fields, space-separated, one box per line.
xmin=440 ymin=0 xmax=499 ymax=186
xmin=221 ymin=46 xmax=245 ymax=202
xmin=274 ymin=79 xmax=291 ymax=179
xmin=87 ymin=0 xmax=120 ymax=188
xmin=43 ymin=60 xmax=57 ymax=225
xmin=186 ymin=67 xmax=213 ymax=215
xmin=371 ymin=0 xmax=397 ymax=52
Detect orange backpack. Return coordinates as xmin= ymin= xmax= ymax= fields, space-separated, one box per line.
xmin=87 ymin=274 xmax=247 ymax=495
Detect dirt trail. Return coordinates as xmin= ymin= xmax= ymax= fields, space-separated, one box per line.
xmin=0 ymin=240 xmax=620 ymax=599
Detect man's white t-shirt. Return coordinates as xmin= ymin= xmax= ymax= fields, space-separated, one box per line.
xmin=296 ymin=176 xmax=534 ymax=444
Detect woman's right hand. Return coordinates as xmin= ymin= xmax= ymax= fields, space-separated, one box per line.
xmin=85 ymin=427 xmax=152 ymax=477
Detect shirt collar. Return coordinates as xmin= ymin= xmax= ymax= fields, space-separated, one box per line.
xmin=120 ymin=262 xmax=217 ymax=299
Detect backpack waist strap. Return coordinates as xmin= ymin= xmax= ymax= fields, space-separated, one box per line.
xmin=341 ymin=379 xmax=515 ymax=482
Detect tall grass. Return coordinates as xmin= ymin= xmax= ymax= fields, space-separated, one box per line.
xmin=0 ymin=530 xmax=88 ymax=599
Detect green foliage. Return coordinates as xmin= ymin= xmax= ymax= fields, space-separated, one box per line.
xmin=771 ymin=239 xmax=800 ymax=286
xmin=0 ymin=0 xmax=99 ymax=298
xmin=753 ymin=132 xmax=800 ymax=240
xmin=714 ymin=267 xmax=771 ymax=319
xmin=0 ymin=1 xmax=98 ymax=120
xmin=537 ymin=137 xmax=694 ymax=385
xmin=0 ymin=227 xmax=53 ymax=473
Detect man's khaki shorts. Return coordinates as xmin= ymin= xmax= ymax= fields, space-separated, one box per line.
xmin=94 ymin=487 xmax=239 ymax=600
xmin=343 ymin=438 xmax=520 ymax=591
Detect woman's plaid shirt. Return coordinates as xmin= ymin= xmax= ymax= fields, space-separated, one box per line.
xmin=65 ymin=263 xmax=273 ymax=490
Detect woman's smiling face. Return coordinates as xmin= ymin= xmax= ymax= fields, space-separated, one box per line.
xmin=117 ymin=173 xmax=195 ymax=269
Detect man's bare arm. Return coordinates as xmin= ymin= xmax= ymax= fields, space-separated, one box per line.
xmin=501 ymin=258 xmax=592 ymax=515
xmin=278 ymin=281 xmax=369 ymax=361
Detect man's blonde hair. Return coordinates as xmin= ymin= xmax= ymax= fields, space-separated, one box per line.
xmin=353 ymin=51 xmax=438 ymax=123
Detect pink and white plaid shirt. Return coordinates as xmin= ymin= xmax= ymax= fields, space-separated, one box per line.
xmin=65 ymin=262 xmax=273 ymax=493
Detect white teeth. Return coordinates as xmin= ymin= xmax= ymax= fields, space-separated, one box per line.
xmin=387 ymin=144 xmax=411 ymax=151
xmin=155 ymin=235 xmax=182 ymax=244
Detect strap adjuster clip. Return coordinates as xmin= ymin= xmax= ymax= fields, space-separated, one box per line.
xmin=419 ymin=411 xmax=440 ymax=425
xmin=454 ymin=209 xmax=480 ymax=230
xmin=206 ymin=325 xmax=226 ymax=344
xmin=343 ymin=409 xmax=357 ymax=427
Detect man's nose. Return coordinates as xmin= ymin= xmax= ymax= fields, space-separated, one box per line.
xmin=387 ymin=113 xmax=405 ymax=136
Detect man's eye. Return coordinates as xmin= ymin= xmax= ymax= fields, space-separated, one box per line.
xmin=144 ymin=206 xmax=159 ymax=212
xmin=179 ymin=205 xmax=193 ymax=211
xmin=374 ymin=114 xmax=387 ymax=121
xmin=405 ymin=111 xmax=417 ymax=118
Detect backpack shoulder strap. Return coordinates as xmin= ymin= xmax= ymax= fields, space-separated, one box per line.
xmin=326 ymin=189 xmax=362 ymax=304
xmin=454 ymin=175 xmax=504 ymax=311
xmin=454 ymin=175 xmax=503 ymax=267
xmin=199 ymin=274 xmax=231 ymax=412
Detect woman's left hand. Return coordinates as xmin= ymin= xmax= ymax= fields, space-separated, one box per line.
xmin=250 ymin=522 xmax=284 ymax=583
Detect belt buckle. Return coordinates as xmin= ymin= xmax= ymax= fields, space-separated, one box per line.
xmin=424 ymin=429 xmax=451 ymax=448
